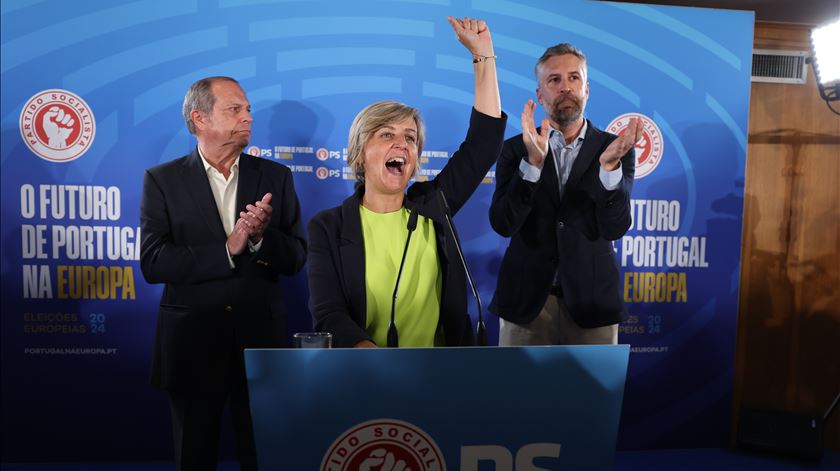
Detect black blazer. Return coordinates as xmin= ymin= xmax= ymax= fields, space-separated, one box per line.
xmin=307 ymin=109 xmax=506 ymax=348
xmin=140 ymin=149 xmax=306 ymax=391
xmin=489 ymin=120 xmax=634 ymax=328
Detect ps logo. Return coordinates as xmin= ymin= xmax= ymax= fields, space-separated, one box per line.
xmin=316 ymin=166 xmax=340 ymax=179
xmin=247 ymin=146 xmax=272 ymax=157
xmin=460 ymin=443 xmax=561 ymax=471
xmin=606 ymin=113 xmax=662 ymax=179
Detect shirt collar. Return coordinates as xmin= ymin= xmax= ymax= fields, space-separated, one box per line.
xmin=197 ymin=146 xmax=240 ymax=174
xmin=550 ymin=119 xmax=588 ymax=147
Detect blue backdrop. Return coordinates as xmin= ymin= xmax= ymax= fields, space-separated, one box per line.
xmin=1 ymin=0 xmax=753 ymax=461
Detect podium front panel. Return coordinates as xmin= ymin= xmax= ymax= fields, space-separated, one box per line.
xmin=246 ymin=345 xmax=629 ymax=470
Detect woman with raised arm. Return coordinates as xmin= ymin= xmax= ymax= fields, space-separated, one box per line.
xmin=307 ymin=17 xmax=505 ymax=348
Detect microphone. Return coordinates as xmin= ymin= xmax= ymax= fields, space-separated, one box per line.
xmin=436 ymin=189 xmax=488 ymax=346
xmin=388 ymin=203 xmax=420 ymax=348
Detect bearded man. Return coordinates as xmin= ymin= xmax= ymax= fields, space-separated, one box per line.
xmin=489 ymin=43 xmax=642 ymax=346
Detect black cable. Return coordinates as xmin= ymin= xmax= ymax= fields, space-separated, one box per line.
xmin=824 ymin=390 xmax=840 ymax=422
xmin=825 ymin=99 xmax=840 ymax=116
xmin=806 ymin=56 xmax=840 ymax=116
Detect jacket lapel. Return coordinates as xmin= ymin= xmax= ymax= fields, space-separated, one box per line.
xmin=544 ymin=146 xmax=561 ymax=211
xmin=339 ymin=190 xmax=366 ymax=320
xmin=182 ymin=149 xmax=227 ymax=240
xmin=236 ymin=153 xmax=262 ymax=214
xmin=411 ymin=188 xmax=449 ymax=265
xmin=565 ymin=119 xmax=606 ymax=190
xmin=534 ymin=127 xmax=561 ymax=211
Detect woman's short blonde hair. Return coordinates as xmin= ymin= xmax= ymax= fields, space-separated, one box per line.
xmin=346 ymin=101 xmax=425 ymax=187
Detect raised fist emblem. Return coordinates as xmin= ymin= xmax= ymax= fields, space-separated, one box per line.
xmin=359 ymin=448 xmax=411 ymax=471
xmin=42 ymin=106 xmax=75 ymax=149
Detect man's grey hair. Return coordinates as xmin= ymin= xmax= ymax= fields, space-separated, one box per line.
xmin=534 ymin=43 xmax=588 ymax=80
xmin=182 ymin=76 xmax=240 ymax=134
xmin=346 ymin=100 xmax=425 ymax=188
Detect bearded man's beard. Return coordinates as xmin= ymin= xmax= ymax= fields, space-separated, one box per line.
xmin=550 ymin=95 xmax=584 ymax=127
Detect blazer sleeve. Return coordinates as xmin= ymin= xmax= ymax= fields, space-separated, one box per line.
xmin=139 ymin=169 xmax=234 ymax=285
xmin=433 ymin=108 xmax=507 ymax=216
xmin=488 ymin=136 xmax=545 ymax=237
xmin=593 ymin=144 xmax=635 ymax=241
xmin=307 ymin=212 xmax=372 ymax=348
xmin=250 ymin=167 xmax=307 ymax=276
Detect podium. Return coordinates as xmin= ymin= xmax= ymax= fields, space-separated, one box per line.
xmin=245 ymin=345 xmax=629 ymax=470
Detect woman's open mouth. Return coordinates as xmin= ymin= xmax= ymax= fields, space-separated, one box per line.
xmin=385 ymin=156 xmax=406 ymax=176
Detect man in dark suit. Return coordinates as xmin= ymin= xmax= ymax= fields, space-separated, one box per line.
xmin=140 ymin=76 xmax=306 ymax=470
xmin=489 ymin=44 xmax=642 ymax=346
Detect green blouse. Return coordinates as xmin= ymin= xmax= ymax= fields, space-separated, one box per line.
xmin=359 ymin=205 xmax=443 ymax=347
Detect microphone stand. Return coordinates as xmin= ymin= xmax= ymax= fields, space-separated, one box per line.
xmin=436 ymin=189 xmax=488 ymax=346
xmin=388 ymin=205 xmax=419 ymax=348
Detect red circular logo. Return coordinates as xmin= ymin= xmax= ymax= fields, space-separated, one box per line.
xmin=316 ymin=166 xmax=330 ymax=180
xmin=19 ymin=89 xmax=96 ymax=163
xmin=247 ymin=146 xmax=261 ymax=156
xmin=321 ymin=419 xmax=446 ymax=471
xmin=316 ymin=147 xmax=330 ymax=161
xmin=606 ymin=113 xmax=663 ymax=179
